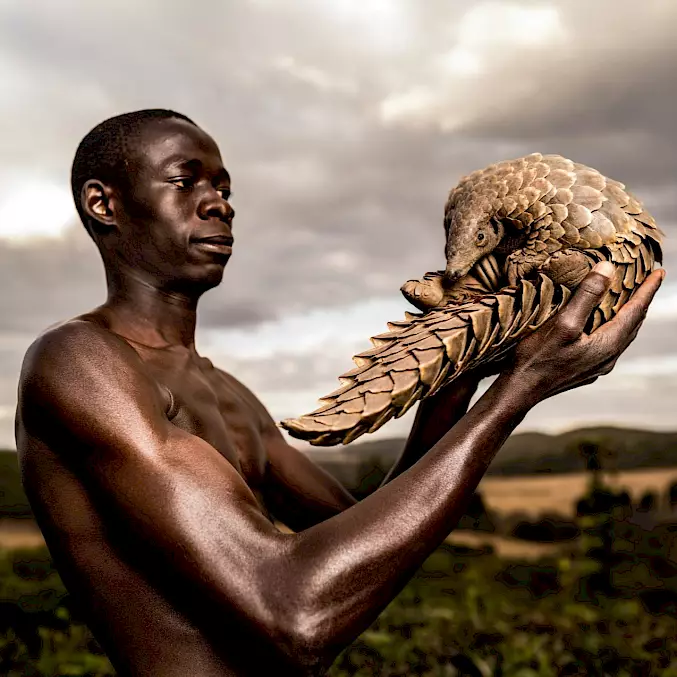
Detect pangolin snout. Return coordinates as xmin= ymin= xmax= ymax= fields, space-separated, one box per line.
xmin=444 ymin=263 xmax=472 ymax=283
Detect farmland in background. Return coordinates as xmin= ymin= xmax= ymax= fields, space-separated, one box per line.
xmin=2 ymin=428 xmax=677 ymax=675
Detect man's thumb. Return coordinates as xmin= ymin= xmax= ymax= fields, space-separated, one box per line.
xmin=557 ymin=261 xmax=614 ymax=334
xmin=592 ymin=261 xmax=616 ymax=278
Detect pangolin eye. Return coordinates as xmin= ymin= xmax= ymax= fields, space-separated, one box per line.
xmin=477 ymin=232 xmax=486 ymax=244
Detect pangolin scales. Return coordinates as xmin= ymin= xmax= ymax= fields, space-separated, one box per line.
xmin=280 ymin=153 xmax=664 ymax=446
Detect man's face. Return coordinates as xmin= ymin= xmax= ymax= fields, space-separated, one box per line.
xmin=113 ymin=118 xmax=235 ymax=292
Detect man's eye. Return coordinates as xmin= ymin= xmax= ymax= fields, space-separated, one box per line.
xmin=170 ymin=178 xmax=193 ymax=190
xmin=218 ymin=189 xmax=232 ymax=201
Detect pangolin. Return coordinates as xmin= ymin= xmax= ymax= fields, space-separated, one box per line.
xmin=281 ymin=153 xmax=664 ymax=446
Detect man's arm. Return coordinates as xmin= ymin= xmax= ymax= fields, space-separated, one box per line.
xmin=257 ymin=370 xmax=481 ymax=531
xmin=215 ymin=371 xmax=359 ymax=530
xmin=19 ymin=266 xmax=662 ymax=672
xmin=381 ymin=370 xmax=482 ymax=484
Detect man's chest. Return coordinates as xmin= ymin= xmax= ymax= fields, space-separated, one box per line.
xmin=140 ymin=351 xmax=268 ymax=487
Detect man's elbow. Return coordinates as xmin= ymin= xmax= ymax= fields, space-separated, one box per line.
xmin=252 ymin=544 xmax=347 ymax=671
xmin=271 ymin=604 xmax=341 ymax=673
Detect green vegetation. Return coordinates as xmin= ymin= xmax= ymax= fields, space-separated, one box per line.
xmin=0 ymin=451 xmax=31 ymax=518
xmin=2 ymin=439 xmax=677 ymax=675
xmin=329 ymin=547 xmax=677 ymax=676
xmin=3 ymin=508 xmax=677 ymax=676
xmin=0 ymin=547 xmax=114 ymax=676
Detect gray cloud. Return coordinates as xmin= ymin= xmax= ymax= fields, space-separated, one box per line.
xmin=0 ymin=0 xmax=675 ymax=447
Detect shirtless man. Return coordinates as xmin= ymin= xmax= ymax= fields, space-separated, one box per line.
xmin=15 ymin=109 xmax=664 ymax=676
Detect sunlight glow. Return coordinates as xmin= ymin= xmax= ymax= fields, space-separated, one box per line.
xmin=380 ymin=2 xmax=566 ymax=130
xmin=440 ymin=46 xmax=483 ymax=77
xmin=455 ymin=2 xmax=564 ymax=49
xmin=320 ymin=0 xmax=407 ymax=49
xmin=438 ymin=2 xmax=565 ymax=79
xmin=0 ymin=180 xmax=75 ymax=242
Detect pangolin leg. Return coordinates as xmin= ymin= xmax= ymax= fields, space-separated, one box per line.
xmin=401 ymin=255 xmax=505 ymax=312
xmin=401 ymin=273 xmax=446 ymax=311
xmin=506 ymin=249 xmax=550 ymax=286
xmin=544 ymin=249 xmax=596 ymax=289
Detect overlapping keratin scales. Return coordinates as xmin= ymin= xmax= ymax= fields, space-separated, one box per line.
xmin=282 ymin=154 xmax=664 ymax=445
xmin=281 ymin=275 xmax=572 ymax=445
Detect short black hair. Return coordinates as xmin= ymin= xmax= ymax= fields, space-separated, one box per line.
xmin=70 ymin=109 xmax=197 ymax=232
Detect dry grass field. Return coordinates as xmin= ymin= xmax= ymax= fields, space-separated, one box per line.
xmin=0 ymin=519 xmax=45 ymax=550
xmin=478 ymin=467 xmax=677 ymax=517
xmin=445 ymin=531 xmax=563 ymax=559
xmin=445 ymin=467 xmax=677 ymax=558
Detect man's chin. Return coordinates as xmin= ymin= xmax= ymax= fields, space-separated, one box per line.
xmin=186 ymin=260 xmax=229 ymax=291
xmin=202 ymin=264 xmax=228 ymax=288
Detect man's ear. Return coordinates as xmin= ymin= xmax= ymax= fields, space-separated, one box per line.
xmin=81 ymin=179 xmax=118 ymax=235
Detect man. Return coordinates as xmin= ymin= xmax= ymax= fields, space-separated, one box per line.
xmin=15 ymin=109 xmax=663 ymax=676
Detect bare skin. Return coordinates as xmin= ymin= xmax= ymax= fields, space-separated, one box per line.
xmin=14 ymin=117 xmax=664 ymax=676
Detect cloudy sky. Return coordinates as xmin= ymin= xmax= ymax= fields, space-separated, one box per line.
xmin=0 ymin=0 xmax=675 ymax=450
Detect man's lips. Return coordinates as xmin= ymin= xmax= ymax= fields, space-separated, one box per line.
xmin=191 ymin=234 xmax=234 ymax=254
xmin=192 ymin=234 xmax=234 ymax=246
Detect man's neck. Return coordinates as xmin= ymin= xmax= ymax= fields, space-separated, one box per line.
xmin=101 ymin=265 xmax=200 ymax=350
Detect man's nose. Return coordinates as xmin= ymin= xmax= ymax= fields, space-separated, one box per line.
xmin=197 ymin=188 xmax=234 ymax=222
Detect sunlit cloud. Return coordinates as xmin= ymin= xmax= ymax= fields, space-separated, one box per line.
xmin=439 ymin=47 xmax=483 ymax=78
xmin=272 ymin=56 xmax=358 ymax=95
xmin=198 ymin=296 xmax=409 ymax=361
xmin=0 ymin=0 xmax=675 ymax=448
xmin=377 ymin=3 xmax=563 ymax=131
xmin=320 ymin=0 xmax=409 ymax=50
xmin=0 ymin=179 xmax=75 ymax=242
xmin=453 ymin=2 xmax=564 ymax=49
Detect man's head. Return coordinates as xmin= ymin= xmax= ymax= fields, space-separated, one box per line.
xmin=71 ymin=109 xmax=235 ymax=293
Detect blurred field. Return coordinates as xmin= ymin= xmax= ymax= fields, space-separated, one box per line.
xmin=446 ymin=531 xmax=562 ymax=559
xmin=479 ymin=467 xmax=677 ymax=517
xmin=0 ymin=518 xmax=570 ymax=560
xmin=5 ymin=467 xmax=677 ymax=562
xmin=3 ymin=466 xmax=677 ymax=675
xmin=442 ymin=467 xmax=677 ymax=558
xmin=0 ymin=518 xmax=44 ymax=549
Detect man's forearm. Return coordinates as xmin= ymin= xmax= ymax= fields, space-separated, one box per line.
xmin=380 ymin=373 xmax=481 ymax=485
xmin=289 ymin=371 xmax=532 ymax=663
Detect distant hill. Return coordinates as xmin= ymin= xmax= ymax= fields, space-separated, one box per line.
xmin=304 ymin=427 xmax=677 ymax=492
xmin=489 ymin=427 xmax=677 ymax=475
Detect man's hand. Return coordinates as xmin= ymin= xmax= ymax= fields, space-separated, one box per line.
xmin=503 ymin=261 xmax=665 ymax=405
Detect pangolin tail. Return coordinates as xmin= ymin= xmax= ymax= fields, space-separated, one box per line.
xmin=280 ymin=274 xmax=572 ymax=446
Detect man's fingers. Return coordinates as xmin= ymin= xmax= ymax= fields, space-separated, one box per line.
xmin=596 ymin=268 xmax=665 ymax=338
xmin=556 ymin=261 xmax=614 ymax=339
xmin=617 ymin=268 xmax=665 ymax=327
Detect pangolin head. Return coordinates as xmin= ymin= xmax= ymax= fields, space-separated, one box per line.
xmin=444 ymin=211 xmax=504 ymax=282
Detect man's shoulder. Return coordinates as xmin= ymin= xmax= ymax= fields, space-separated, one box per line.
xmin=18 ymin=317 xmax=170 ymax=445
xmin=21 ymin=316 xmax=140 ymax=387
